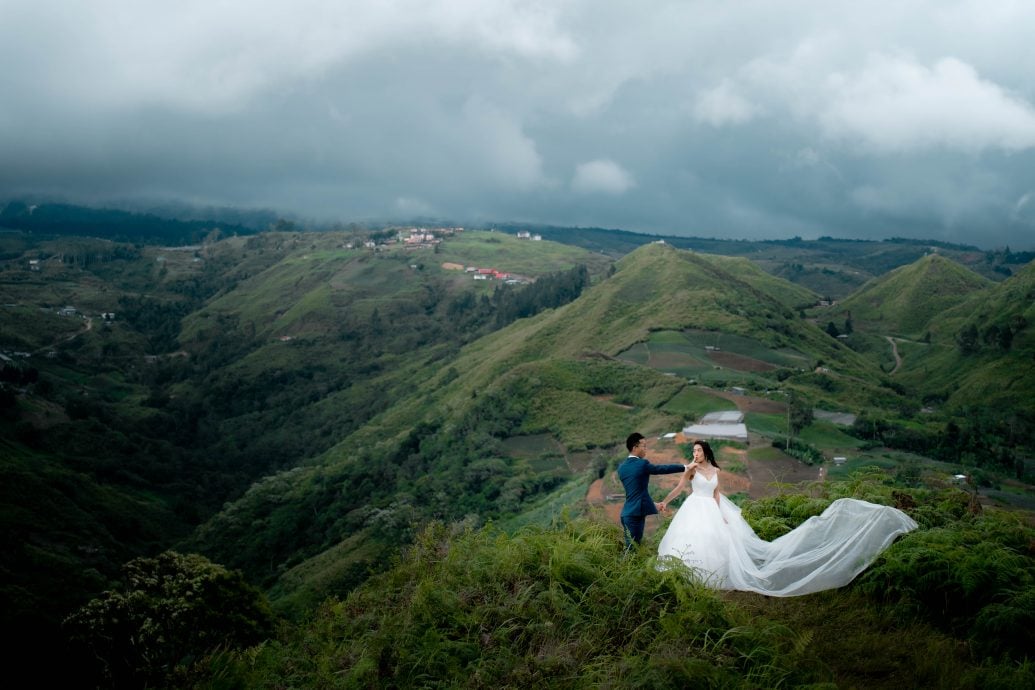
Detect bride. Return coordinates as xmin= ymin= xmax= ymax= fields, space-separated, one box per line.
xmin=656 ymin=440 xmax=918 ymax=596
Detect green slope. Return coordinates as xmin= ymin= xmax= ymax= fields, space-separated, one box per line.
xmin=186 ymin=242 xmax=899 ymax=612
xmin=7 ymin=226 xmax=1035 ymax=685
xmin=0 ymin=228 xmax=615 ymax=650
xmin=201 ymin=483 xmax=1035 ymax=689
xmin=895 ymin=259 xmax=1035 ymax=419
xmin=838 ymin=253 xmax=991 ymax=337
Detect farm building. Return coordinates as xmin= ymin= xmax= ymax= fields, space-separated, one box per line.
xmin=681 ymin=410 xmax=748 ymax=443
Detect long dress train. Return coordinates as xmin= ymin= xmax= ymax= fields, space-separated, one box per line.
xmin=657 ymin=470 xmax=917 ymax=596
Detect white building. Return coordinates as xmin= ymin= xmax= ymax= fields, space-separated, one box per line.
xmin=682 ymin=410 xmax=748 ymax=443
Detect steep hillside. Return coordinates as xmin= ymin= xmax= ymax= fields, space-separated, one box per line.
xmin=186 ymin=242 xmax=895 ymax=612
xmin=895 ymin=260 xmax=1035 ymax=426
xmin=0 ymin=228 xmax=611 ymax=660
xmin=838 ymin=253 xmax=991 ymax=337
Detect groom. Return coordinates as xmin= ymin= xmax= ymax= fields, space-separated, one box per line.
xmin=618 ymin=432 xmax=689 ymax=550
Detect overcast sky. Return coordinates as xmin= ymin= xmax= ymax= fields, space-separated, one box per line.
xmin=2 ymin=1 xmax=1035 ymax=248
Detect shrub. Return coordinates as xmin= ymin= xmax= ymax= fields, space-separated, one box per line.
xmin=855 ymin=510 xmax=1035 ymax=662
xmin=64 ymin=551 xmax=275 ymax=688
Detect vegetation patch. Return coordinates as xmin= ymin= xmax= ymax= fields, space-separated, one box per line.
xmin=746 ymin=411 xmax=789 ymax=437
xmin=682 ymin=328 xmax=810 ymax=367
xmin=662 ymin=385 xmax=738 ymax=419
xmin=707 ymin=350 xmax=777 ymax=372
xmin=204 ymin=520 xmax=828 ymax=688
xmin=797 ymin=420 xmax=867 ymax=450
xmin=499 ymin=433 xmax=563 ymax=459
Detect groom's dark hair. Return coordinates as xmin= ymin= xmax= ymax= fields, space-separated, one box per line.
xmin=626 ymin=432 xmax=645 ymax=452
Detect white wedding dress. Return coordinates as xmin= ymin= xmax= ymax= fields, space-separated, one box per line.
xmin=657 ymin=470 xmax=918 ymax=596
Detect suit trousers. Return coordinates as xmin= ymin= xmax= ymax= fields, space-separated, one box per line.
xmin=621 ymin=515 xmax=646 ymax=550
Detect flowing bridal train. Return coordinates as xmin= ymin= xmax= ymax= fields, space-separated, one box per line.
xmin=657 ymin=443 xmax=918 ymax=597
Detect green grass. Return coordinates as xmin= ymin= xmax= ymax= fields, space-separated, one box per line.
xmin=195 ymin=493 xmax=1035 ymax=689
xmin=615 ymin=341 xmax=649 ymax=365
xmin=797 ymin=420 xmax=866 ymax=450
xmin=747 ymin=445 xmax=791 ymax=462
xmin=498 ymin=477 xmax=593 ymax=532
xmin=746 ymin=412 xmax=788 ymax=437
xmin=618 ymin=329 xmax=811 ymax=378
xmin=202 ymin=518 xmax=830 ymax=688
xmin=824 ymin=455 xmax=899 ymax=480
xmin=430 ymin=230 xmax=613 ymax=277
xmin=524 ymin=388 xmax=675 ymax=451
xmin=661 ymin=385 xmax=738 ymax=419
xmin=728 ymin=590 xmax=1009 ymax=689
xmin=681 ymin=328 xmax=811 ymax=367
xmin=840 ymin=254 xmax=991 ymax=338
xmin=500 ymin=434 xmax=564 ymax=458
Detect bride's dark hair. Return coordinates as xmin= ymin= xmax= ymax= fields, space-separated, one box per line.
xmin=694 ymin=440 xmax=719 ymax=468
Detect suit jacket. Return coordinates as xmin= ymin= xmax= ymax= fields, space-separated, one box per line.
xmin=618 ymin=455 xmax=685 ymax=517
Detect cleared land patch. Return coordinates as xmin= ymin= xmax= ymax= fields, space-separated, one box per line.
xmin=707 ymin=350 xmax=776 ymax=372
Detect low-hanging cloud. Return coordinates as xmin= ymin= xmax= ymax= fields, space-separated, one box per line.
xmin=572 ymin=159 xmax=635 ymax=194
xmin=2 ymin=0 xmax=1035 ymax=248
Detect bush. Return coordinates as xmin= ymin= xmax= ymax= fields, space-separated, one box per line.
xmin=855 ymin=510 xmax=1035 ymax=662
xmin=64 ymin=551 xmax=276 ymax=688
xmin=771 ymin=436 xmax=825 ymax=465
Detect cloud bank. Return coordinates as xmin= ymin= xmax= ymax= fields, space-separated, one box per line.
xmin=2 ymin=0 xmax=1034 ymax=248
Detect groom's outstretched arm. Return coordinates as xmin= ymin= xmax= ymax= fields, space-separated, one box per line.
xmin=647 ymin=462 xmax=687 ymax=474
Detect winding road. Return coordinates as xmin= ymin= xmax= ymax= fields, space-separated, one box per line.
xmin=884 ymin=336 xmax=902 ymax=375
xmin=32 ymin=315 xmax=93 ymax=355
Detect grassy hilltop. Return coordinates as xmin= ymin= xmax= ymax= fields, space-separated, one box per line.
xmin=818 ymin=253 xmax=1035 ymax=436
xmin=838 ymin=253 xmax=992 ymax=338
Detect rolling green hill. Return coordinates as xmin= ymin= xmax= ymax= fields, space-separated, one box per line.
xmin=185 ymin=242 xmax=904 ymax=614
xmin=895 ymin=259 xmax=1035 ymax=425
xmin=0 ymin=227 xmax=614 ymax=669
xmin=201 ymin=492 xmax=1035 ymax=689
xmin=837 ymin=253 xmax=991 ymax=338
xmin=498 ymin=222 xmax=1028 ymax=297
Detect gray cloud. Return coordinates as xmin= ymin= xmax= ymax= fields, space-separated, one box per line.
xmin=572 ymin=159 xmax=635 ymax=194
xmin=2 ymin=0 xmax=1034 ymax=248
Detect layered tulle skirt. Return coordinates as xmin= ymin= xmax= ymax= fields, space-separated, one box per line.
xmin=658 ymin=494 xmax=917 ymax=596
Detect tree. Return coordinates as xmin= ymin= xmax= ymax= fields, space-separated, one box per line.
xmin=64 ymin=551 xmax=275 ymax=688
xmin=825 ymin=321 xmax=840 ymax=338
xmin=787 ymin=391 xmax=813 ymax=437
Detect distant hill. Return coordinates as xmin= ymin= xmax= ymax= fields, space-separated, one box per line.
xmin=3 ymin=199 xmax=1028 ymax=292
xmin=838 ymin=253 xmax=992 ymax=337
xmin=0 ymin=201 xmax=259 ymax=245
xmin=895 ymin=259 xmax=1035 ymax=425
xmin=494 ymin=223 xmax=1024 ymax=297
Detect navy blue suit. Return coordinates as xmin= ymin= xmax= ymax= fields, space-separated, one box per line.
xmin=618 ymin=455 xmax=685 ymax=548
